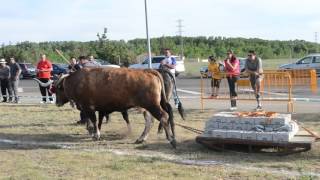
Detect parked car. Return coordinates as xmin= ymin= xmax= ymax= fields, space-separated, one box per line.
xmin=129 ymin=56 xmax=185 ymax=77
xmin=18 ymin=63 xmax=36 ymax=79
xmin=52 ymin=63 xmax=68 ymax=75
xmin=95 ymin=59 xmax=120 ymax=68
xmin=279 ymin=54 xmax=320 ymax=76
xmin=200 ymin=58 xmax=246 ymax=78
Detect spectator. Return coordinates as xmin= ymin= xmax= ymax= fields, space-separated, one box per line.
xmin=245 ymin=50 xmax=263 ymax=111
xmin=79 ymin=55 xmax=98 ymax=68
xmin=160 ymin=48 xmax=179 ymax=107
xmin=68 ymin=57 xmax=81 ymax=72
xmin=161 ymin=49 xmax=176 ymax=74
xmin=224 ymin=50 xmax=240 ymax=111
xmin=208 ymin=56 xmax=223 ymax=98
xmin=36 ymin=54 xmax=53 ymax=104
xmin=0 ymin=58 xmax=12 ymax=102
xmin=8 ymin=57 xmax=22 ymax=103
xmin=88 ymin=55 xmax=101 ymax=66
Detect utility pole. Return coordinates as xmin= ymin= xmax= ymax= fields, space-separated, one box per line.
xmin=144 ymin=0 xmax=152 ymax=69
xmin=177 ymin=19 xmax=184 ymax=59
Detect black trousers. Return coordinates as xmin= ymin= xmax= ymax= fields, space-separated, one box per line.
xmin=38 ymin=78 xmax=53 ymax=102
xmin=0 ymin=79 xmax=12 ymax=101
xmin=227 ymin=76 xmax=239 ymax=97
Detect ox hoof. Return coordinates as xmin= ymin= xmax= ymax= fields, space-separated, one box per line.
xmin=87 ymin=127 xmax=95 ymax=135
xmin=170 ymin=139 xmax=177 ymax=149
xmin=157 ymin=129 xmax=164 ymax=134
xmin=134 ymin=139 xmax=144 ymax=144
xmin=92 ymin=135 xmax=101 ymax=141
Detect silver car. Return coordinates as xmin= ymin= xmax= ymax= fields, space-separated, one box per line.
xmin=279 ymin=54 xmax=320 ymax=76
xmin=129 ymin=55 xmax=185 ymax=77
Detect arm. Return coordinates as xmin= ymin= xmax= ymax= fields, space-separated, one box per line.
xmin=226 ymin=58 xmax=238 ymax=70
xmin=15 ymin=63 xmax=22 ymax=79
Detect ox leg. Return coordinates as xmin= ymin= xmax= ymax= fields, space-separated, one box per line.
xmin=149 ymin=107 xmax=176 ymax=148
xmin=157 ymin=123 xmax=164 ymax=134
xmin=121 ymin=111 xmax=132 ymax=134
xmin=87 ymin=111 xmax=100 ymax=140
xmin=98 ymin=111 xmax=106 ymax=131
xmin=135 ymin=111 xmax=154 ymax=144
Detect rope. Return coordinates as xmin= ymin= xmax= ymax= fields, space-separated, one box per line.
xmin=175 ymin=122 xmax=204 ymax=134
xmin=292 ymin=119 xmax=320 ymax=141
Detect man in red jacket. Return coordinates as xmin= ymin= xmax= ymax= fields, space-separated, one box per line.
xmin=36 ymin=54 xmax=53 ymax=103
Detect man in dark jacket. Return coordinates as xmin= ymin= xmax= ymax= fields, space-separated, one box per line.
xmin=0 ymin=58 xmax=12 ymax=102
xmin=8 ymin=57 xmax=22 ymax=103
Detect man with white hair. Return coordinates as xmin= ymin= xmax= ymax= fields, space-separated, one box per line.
xmin=0 ymin=58 xmax=12 ymax=102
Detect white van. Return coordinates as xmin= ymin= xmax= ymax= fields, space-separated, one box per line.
xmin=129 ymin=55 xmax=185 ymax=77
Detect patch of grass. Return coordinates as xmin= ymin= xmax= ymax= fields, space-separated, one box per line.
xmin=0 ymin=105 xmax=319 ymax=179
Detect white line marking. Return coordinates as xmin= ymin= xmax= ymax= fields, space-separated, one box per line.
xmin=177 ymin=88 xmax=201 ymax=95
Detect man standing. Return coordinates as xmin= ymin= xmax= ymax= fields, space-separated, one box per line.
xmin=36 ymin=54 xmax=53 ymax=104
xmin=160 ymin=48 xmax=179 ymax=107
xmin=0 ymin=58 xmax=12 ymax=102
xmin=245 ymin=50 xmax=263 ymax=111
xmin=8 ymin=57 xmax=22 ymax=103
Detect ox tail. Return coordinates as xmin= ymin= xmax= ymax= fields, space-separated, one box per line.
xmin=149 ymin=70 xmax=175 ymax=138
xmin=158 ymin=68 xmax=186 ymax=120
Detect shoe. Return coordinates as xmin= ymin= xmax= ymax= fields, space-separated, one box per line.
xmin=256 ymin=106 xmax=263 ymax=111
xmin=230 ymin=107 xmax=237 ymax=111
xmin=49 ymin=100 xmax=54 ymax=104
xmin=40 ymin=101 xmax=45 ymax=104
xmin=2 ymin=99 xmax=7 ymax=103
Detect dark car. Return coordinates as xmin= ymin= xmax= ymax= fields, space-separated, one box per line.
xmin=18 ymin=63 xmax=36 ymax=79
xmin=52 ymin=63 xmax=68 ymax=75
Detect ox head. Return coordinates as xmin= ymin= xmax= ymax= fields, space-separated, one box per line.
xmin=53 ymin=74 xmax=70 ymax=107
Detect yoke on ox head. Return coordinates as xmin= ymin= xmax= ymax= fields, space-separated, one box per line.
xmin=54 ymin=74 xmax=70 ymax=107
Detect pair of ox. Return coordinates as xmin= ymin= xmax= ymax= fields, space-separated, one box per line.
xmin=54 ymin=67 xmax=184 ymax=148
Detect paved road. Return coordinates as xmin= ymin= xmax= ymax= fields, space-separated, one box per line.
xmin=8 ymin=77 xmax=320 ymax=113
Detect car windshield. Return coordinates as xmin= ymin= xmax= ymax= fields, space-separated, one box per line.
xmin=95 ymin=59 xmax=112 ymax=65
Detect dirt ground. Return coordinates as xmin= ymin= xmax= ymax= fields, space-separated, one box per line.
xmin=0 ymin=104 xmax=319 ymax=179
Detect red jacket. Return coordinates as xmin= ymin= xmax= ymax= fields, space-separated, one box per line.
xmin=37 ymin=59 xmax=52 ymax=79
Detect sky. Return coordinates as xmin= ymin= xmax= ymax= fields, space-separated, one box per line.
xmin=0 ymin=0 xmax=320 ymax=44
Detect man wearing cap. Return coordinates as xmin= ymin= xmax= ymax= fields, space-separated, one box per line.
xmin=8 ymin=57 xmax=22 ymax=103
xmin=0 ymin=58 xmax=12 ymax=102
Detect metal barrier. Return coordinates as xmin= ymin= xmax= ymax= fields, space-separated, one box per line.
xmin=265 ymin=69 xmax=317 ymax=94
xmin=200 ymin=71 xmax=294 ymax=112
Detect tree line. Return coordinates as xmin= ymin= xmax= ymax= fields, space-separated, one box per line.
xmin=1 ymin=36 xmax=319 ymax=66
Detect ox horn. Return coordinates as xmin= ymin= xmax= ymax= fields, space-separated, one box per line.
xmin=55 ymin=74 xmax=70 ymax=86
xmin=33 ymin=78 xmax=54 ymax=87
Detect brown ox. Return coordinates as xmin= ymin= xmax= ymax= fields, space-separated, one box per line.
xmin=54 ymin=67 xmax=176 ymax=148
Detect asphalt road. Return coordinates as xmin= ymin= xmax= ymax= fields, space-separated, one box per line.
xmin=11 ymin=77 xmax=320 ymax=113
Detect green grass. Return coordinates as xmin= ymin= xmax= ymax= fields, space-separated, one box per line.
xmin=0 ymin=105 xmax=319 ymax=179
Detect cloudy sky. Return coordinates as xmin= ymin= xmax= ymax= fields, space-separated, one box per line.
xmin=0 ymin=0 xmax=320 ymax=44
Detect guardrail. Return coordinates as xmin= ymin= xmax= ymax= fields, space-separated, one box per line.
xmin=200 ymin=71 xmax=294 ymax=112
xmin=267 ymin=69 xmax=317 ymax=94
